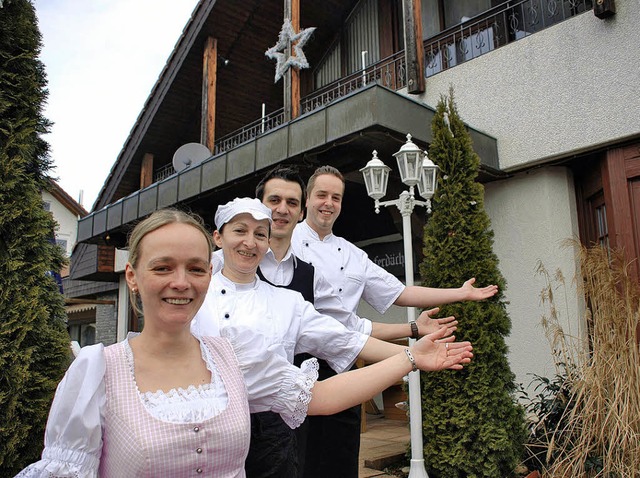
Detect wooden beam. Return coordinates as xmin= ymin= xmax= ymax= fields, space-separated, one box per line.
xmin=290 ymin=0 xmax=300 ymax=119
xmin=283 ymin=0 xmax=301 ymax=121
xmin=140 ymin=152 xmax=153 ymax=189
xmin=378 ymin=0 xmax=396 ymax=59
xmin=602 ymin=148 xmax=635 ymax=266
xmin=402 ymin=0 xmax=425 ymax=94
xmin=201 ymin=36 xmax=218 ymax=151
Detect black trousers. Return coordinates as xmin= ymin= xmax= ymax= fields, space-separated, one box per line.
xmin=245 ymin=411 xmax=299 ymax=478
xmin=296 ymin=359 xmax=361 ymax=478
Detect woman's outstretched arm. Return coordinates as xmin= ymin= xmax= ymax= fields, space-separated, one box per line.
xmin=308 ymin=327 xmax=472 ymax=416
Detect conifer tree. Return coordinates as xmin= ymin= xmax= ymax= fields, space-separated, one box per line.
xmin=0 ymin=0 xmax=72 ymax=473
xmin=418 ymin=89 xmax=526 ymax=477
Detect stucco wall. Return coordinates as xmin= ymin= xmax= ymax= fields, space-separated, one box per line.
xmin=417 ymin=2 xmax=640 ymax=170
xmin=403 ymin=4 xmax=639 ymax=393
xmin=42 ymin=190 xmax=79 ymax=256
xmin=484 ymin=167 xmax=583 ymax=390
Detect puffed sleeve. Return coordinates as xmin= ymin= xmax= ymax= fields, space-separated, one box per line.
xmin=220 ymin=326 xmax=319 ymax=429
xmin=15 ymin=344 xmax=106 ymax=478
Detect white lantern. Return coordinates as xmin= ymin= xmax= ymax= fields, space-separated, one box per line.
xmin=360 ymin=150 xmax=391 ymax=200
xmin=392 ymin=133 xmax=423 ymax=187
xmin=417 ymin=151 xmax=439 ymax=200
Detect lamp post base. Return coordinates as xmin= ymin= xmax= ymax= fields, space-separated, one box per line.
xmin=408 ymin=458 xmax=429 ymax=478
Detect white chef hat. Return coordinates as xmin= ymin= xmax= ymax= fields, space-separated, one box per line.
xmin=214 ymin=197 xmax=272 ymax=230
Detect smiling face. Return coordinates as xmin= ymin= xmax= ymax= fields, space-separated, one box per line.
xmin=261 ymin=178 xmax=304 ymax=241
xmin=125 ymin=222 xmax=212 ymax=331
xmin=214 ymin=213 xmax=270 ymax=283
xmin=305 ymin=173 xmax=344 ymax=238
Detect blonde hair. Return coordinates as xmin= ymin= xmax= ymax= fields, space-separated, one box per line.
xmin=306 ymin=165 xmax=344 ymax=198
xmin=127 ymin=208 xmax=213 ymax=315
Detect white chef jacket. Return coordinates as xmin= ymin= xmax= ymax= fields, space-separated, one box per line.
xmin=191 ymin=271 xmax=368 ymax=374
xmin=212 ymin=248 xmax=373 ymax=335
xmin=291 ymin=220 xmax=405 ymax=316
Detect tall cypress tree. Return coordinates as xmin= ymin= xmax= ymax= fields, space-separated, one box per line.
xmin=0 ymin=0 xmax=72 ymax=473
xmin=418 ymin=89 xmax=526 ymax=477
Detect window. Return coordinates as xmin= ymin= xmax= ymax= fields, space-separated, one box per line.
xmin=594 ymin=203 xmax=609 ymax=250
xmin=69 ymin=323 xmax=96 ymax=347
xmin=574 ymin=143 xmax=640 ymax=280
xmin=56 ymin=238 xmax=69 ymax=255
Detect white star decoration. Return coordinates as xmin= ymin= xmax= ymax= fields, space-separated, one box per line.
xmin=265 ymin=18 xmax=316 ymax=83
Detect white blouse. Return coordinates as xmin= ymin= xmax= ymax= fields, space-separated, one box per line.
xmin=15 ymin=328 xmax=318 ymax=478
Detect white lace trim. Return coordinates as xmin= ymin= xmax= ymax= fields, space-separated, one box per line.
xmin=14 ymin=447 xmax=99 ymax=478
xmin=281 ymin=358 xmax=319 ymax=429
xmin=124 ymin=334 xmax=228 ymax=423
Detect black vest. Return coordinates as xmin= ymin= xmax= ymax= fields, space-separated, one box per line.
xmin=257 ymin=257 xmax=315 ymax=305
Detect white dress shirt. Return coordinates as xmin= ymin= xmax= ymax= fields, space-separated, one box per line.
xmin=291 ymin=221 xmax=405 ymax=316
xmin=192 ymin=271 xmax=368 ymax=373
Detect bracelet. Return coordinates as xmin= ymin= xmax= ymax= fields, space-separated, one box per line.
xmin=409 ymin=320 xmax=419 ymax=339
xmin=404 ymin=348 xmax=418 ymax=372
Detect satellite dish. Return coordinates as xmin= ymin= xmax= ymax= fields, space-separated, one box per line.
xmin=172 ymin=142 xmax=212 ymax=172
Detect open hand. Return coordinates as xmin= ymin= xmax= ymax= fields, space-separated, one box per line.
xmin=462 ymin=278 xmax=498 ymax=301
xmin=416 ymin=307 xmax=457 ymax=338
xmin=410 ymin=327 xmax=473 ymax=371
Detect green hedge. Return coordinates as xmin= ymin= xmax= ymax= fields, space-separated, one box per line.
xmin=418 ymin=89 xmax=527 ymax=477
xmin=0 ymin=0 xmax=72 ymax=473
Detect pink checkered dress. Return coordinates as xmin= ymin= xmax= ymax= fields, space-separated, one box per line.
xmin=98 ymin=336 xmax=250 ymax=477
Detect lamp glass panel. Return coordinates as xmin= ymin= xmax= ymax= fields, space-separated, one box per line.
xmin=396 ymin=151 xmax=422 ymax=185
xmin=361 ymin=163 xmax=390 ymax=200
xmin=418 ymin=166 xmax=438 ymax=199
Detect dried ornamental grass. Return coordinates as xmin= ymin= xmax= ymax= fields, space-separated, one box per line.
xmin=541 ymin=246 xmax=640 ymax=477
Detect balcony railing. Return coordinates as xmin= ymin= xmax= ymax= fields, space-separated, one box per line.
xmin=154 ymin=0 xmax=592 ymax=182
xmin=301 ymin=51 xmax=406 ymax=114
xmin=213 ymin=109 xmax=286 ymax=155
xmin=424 ymin=0 xmax=593 ymax=76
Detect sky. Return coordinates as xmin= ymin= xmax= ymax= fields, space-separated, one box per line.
xmin=33 ymin=0 xmax=198 ymax=210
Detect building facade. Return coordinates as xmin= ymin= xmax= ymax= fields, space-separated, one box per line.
xmin=70 ymin=0 xmax=639 ymax=391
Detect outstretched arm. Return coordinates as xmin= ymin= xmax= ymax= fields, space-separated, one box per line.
xmin=357 ymin=309 xmax=458 ymax=361
xmin=394 ymin=278 xmax=498 ymax=308
xmin=370 ymin=307 xmax=457 ymax=341
xmin=308 ymin=327 xmax=472 ymax=415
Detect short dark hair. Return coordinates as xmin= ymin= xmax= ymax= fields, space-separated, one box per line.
xmin=306 ymin=165 xmax=344 ymax=198
xmin=255 ymin=165 xmax=306 ymax=203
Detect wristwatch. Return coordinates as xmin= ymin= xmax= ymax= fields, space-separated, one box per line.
xmin=409 ymin=320 xmax=419 ymax=339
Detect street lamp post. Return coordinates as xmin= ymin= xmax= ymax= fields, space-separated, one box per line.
xmin=360 ymin=134 xmax=439 ymax=478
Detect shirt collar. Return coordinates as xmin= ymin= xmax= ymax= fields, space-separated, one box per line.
xmin=301 ymin=219 xmax=334 ymax=242
xmin=264 ymin=246 xmax=296 ymax=265
xmin=214 ymin=270 xmax=259 ymax=291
